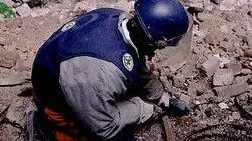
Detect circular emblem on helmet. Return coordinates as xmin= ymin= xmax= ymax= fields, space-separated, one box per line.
xmin=61 ymin=21 xmax=76 ymax=32
xmin=123 ymin=53 xmax=134 ymax=71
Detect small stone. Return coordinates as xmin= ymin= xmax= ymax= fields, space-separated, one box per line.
xmin=0 ymin=49 xmax=19 ymax=69
xmin=194 ymin=100 xmax=201 ymax=105
xmin=197 ymin=13 xmax=218 ymax=22
xmin=244 ymin=48 xmax=252 ymax=57
xmin=173 ymin=74 xmax=186 ymax=89
xmin=218 ymin=102 xmax=229 ymax=109
xmin=23 ymin=0 xmax=32 ymax=3
xmin=113 ymin=0 xmax=134 ymax=12
xmin=0 ymin=14 xmax=4 ymax=21
xmin=214 ymin=55 xmax=230 ymax=68
xmin=238 ymin=93 xmax=248 ymax=101
xmin=219 ymin=40 xmax=235 ymax=52
xmin=213 ymin=69 xmax=234 ymax=86
xmin=232 ymin=112 xmax=241 ymax=119
xmin=180 ymin=94 xmax=191 ymax=105
xmin=204 ymin=33 xmax=219 ymax=46
xmin=73 ymin=1 xmax=89 ymax=12
xmin=100 ymin=0 xmax=118 ymax=4
xmin=250 ymin=62 xmax=252 ymax=67
xmin=201 ymin=55 xmax=220 ymax=77
xmin=0 ymin=37 xmax=6 ymax=46
xmin=15 ymin=3 xmax=33 ymax=18
xmin=188 ymin=2 xmax=204 ymax=13
xmin=210 ymin=0 xmax=221 ymax=4
xmin=224 ymin=13 xmax=241 ymax=22
xmin=246 ymin=33 xmax=252 ymax=48
xmin=205 ymin=107 xmax=212 ymax=117
xmin=240 ymin=69 xmax=252 ymax=75
xmin=220 ymin=25 xmax=229 ymax=33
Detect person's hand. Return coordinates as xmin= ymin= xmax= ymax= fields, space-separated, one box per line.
xmin=167 ymin=98 xmax=190 ymax=117
xmin=151 ymin=104 xmax=163 ymax=119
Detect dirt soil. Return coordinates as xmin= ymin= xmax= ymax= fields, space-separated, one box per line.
xmin=0 ymin=0 xmax=252 ymax=141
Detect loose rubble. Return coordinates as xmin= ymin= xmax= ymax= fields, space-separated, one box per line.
xmin=0 ymin=0 xmax=252 ymax=141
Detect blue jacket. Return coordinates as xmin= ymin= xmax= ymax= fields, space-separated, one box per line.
xmin=32 ymin=8 xmax=164 ymax=140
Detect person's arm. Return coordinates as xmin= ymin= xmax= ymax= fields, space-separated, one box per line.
xmin=136 ymin=60 xmax=190 ymax=116
xmin=59 ymin=56 xmax=154 ymax=140
xmin=135 ymin=63 xmax=169 ymax=105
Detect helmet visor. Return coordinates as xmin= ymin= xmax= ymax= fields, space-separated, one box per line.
xmin=154 ymin=12 xmax=193 ymax=67
xmin=154 ymin=11 xmax=193 ymax=49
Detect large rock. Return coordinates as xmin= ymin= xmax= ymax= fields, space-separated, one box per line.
xmin=219 ymin=0 xmax=236 ymax=11
xmin=204 ymin=33 xmax=220 ymax=46
xmin=203 ymin=0 xmax=214 ymax=11
xmin=201 ymin=55 xmax=220 ymax=77
xmin=0 ymin=76 xmax=29 ymax=86
xmin=213 ymin=69 xmax=234 ymax=86
xmin=0 ymin=124 xmax=22 ymax=141
xmin=214 ymin=81 xmax=249 ymax=98
xmin=31 ymin=7 xmax=51 ymax=17
xmin=219 ymin=40 xmax=235 ymax=52
xmin=15 ymin=3 xmax=33 ymax=18
xmin=188 ymin=0 xmax=204 ymax=13
xmin=6 ymin=97 xmax=31 ymax=127
xmin=228 ymin=58 xmax=242 ymax=75
xmin=0 ymin=48 xmax=19 ymax=69
xmin=188 ymin=80 xmax=212 ymax=96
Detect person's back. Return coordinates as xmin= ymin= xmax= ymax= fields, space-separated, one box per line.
xmin=29 ymin=0 xmax=192 ymax=140
xmin=32 ymin=8 xmax=149 ymax=141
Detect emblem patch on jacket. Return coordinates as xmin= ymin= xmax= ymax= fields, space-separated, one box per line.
xmin=61 ymin=21 xmax=76 ymax=32
xmin=123 ymin=53 xmax=134 ymax=71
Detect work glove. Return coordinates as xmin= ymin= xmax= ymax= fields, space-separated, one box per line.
xmin=167 ymin=98 xmax=190 ymax=117
xmin=137 ymin=98 xmax=163 ymax=124
xmin=158 ymin=93 xmax=191 ymax=117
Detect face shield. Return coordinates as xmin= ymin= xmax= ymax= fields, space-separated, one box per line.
xmin=154 ymin=12 xmax=193 ymax=70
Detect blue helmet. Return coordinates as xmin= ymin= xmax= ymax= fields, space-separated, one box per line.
xmin=134 ymin=0 xmax=189 ymax=47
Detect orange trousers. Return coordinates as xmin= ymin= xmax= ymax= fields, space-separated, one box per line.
xmin=44 ymin=107 xmax=90 ymax=141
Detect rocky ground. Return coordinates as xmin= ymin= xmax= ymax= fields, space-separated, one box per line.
xmin=0 ymin=0 xmax=252 ymax=141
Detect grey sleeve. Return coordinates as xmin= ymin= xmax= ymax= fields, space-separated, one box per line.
xmin=59 ymin=56 xmax=151 ymax=140
xmin=135 ymin=65 xmax=165 ymax=104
